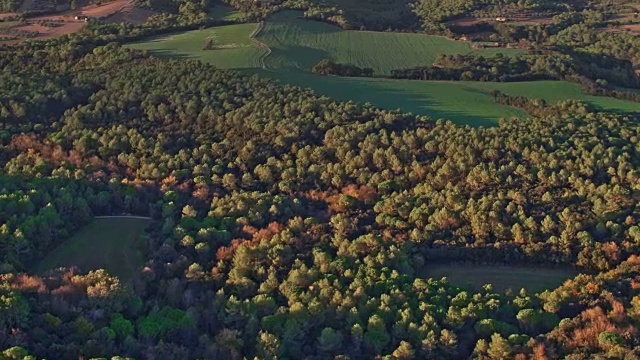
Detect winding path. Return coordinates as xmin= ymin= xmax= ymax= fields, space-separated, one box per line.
xmin=250 ymin=21 xmax=272 ymax=70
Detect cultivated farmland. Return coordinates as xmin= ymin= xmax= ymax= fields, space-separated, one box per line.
xmin=36 ymin=217 xmax=150 ymax=280
xmin=257 ymin=11 xmax=524 ymax=75
xmin=127 ymin=13 xmax=640 ymax=125
xmin=129 ymin=23 xmax=264 ymax=69
xmin=251 ymin=70 xmax=640 ymax=125
xmin=248 ymin=69 xmax=526 ymax=126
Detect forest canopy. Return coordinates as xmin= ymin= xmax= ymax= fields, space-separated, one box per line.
xmin=0 ymin=40 xmax=639 ymax=359
xmin=1 ymin=0 xmax=640 ymax=358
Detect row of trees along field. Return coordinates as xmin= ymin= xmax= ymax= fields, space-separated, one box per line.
xmin=0 ymin=40 xmax=639 ymax=358
xmin=214 ymin=0 xmax=606 ymax=31
xmin=388 ymin=53 xmax=640 ymax=102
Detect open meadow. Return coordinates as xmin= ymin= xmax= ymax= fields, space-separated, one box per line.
xmin=129 ymin=23 xmax=264 ymax=69
xmin=249 ymin=70 xmax=640 ymax=124
xmin=257 ymin=11 xmax=524 ymax=75
xmin=423 ymin=264 xmax=578 ymax=293
xmin=36 ymin=217 xmax=150 ymax=280
xmin=127 ymin=13 xmax=640 ymax=125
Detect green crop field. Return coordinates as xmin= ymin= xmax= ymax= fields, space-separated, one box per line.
xmin=467 ymin=81 xmax=640 ymax=114
xmin=257 ymin=11 xmax=524 ymax=75
xmin=36 ymin=217 xmax=150 ymax=280
xmin=248 ymin=69 xmax=526 ymax=126
xmin=248 ymin=70 xmax=640 ymax=125
xmin=423 ymin=264 xmax=578 ymax=293
xmin=128 ymin=23 xmax=263 ymax=69
xmin=127 ymin=13 xmax=640 ymax=126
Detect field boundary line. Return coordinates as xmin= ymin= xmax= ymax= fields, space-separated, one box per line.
xmin=94 ymin=215 xmax=152 ymax=220
xmin=250 ymin=21 xmax=272 ymax=70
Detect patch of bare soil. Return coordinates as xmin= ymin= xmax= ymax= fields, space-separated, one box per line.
xmin=80 ymin=0 xmax=131 ymax=18
xmin=620 ymin=23 xmax=640 ymax=33
xmin=511 ymin=16 xmax=554 ymax=25
xmin=12 ymin=19 xmax=84 ymax=39
xmin=2 ymin=0 xmax=154 ymax=43
xmin=105 ymin=4 xmax=156 ymax=24
xmin=447 ymin=17 xmax=492 ymax=26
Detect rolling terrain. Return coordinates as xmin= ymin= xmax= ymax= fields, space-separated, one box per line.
xmin=256 ymin=10 xmax=525 ymax=75
xmin=129 ymin=20 xmax=640 ymax=125
xmin=130 ymin=23 xmax=264 ymax=69
xmin=4 ymin=0 xmax=640 ymax=356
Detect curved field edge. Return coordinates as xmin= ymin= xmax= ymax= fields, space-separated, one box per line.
xmin=246 ymin=69 xmax=526 ymax=126
xmin=126 ymin=20 xmax=640 ymax=125
xmin=247 ymin=70 xmax=640 ymax=125
xmin=35 ymin=217 xmax=150 ymax=280
xmin=127 ymin=23 xmax=267 ymax=69
xmin=256 ymin=10 xmax=526 ymax=75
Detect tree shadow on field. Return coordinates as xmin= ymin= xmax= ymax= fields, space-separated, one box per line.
xmin=268 ymin=10 xmax=344 ymax=35
xmin=140 ymin=48 xmax=194 ymax=61
xmin=363 ymin=82 xmax=506 ymax=127
xmin=268 ymin=44 xmax=333 ymax=72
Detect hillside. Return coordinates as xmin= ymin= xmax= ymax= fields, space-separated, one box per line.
xmin=2 ymin=0 xmax=640 ymax=358
xmin=128 ymin=17 xmax=640 ymax=125
xmin=1 ymin=42 xmax=640 ymax=359
xmin=256 ymin=11 xmax=525 ymax=75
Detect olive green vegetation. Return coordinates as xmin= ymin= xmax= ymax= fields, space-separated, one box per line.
xmin=127 ymin=15 xmax=640 ymax=125
xmin=208 ymin=4 xmax=243 ymax=21
xmin=36 ymin=217 xmax=150 ymax=280
xmin=257 ymin=11 xmax=525 ymax=75
xmin=129 ymin=23 xmax=263 ymax=69
xmin=468 ymin=81 xmax=640 ymax=114
xmin=248 ymin=70 xmax=640 ymax=125
xmin=248 ymin=69 xmax=526 ymax=126
xmin=423 ymin=264 xmax=578 ymax=293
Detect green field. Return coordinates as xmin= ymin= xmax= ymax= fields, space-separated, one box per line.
xmin=128 ymin=14 xmax=640 ymax=125
xmin=209 ymin=5 xmax=243 ymax=21
xmin=424 ymin=264 xmax=577 ymax=293
xmin=129 ymin=23 xmax=263 ymax=69
xmin=469 ymin=81 xmax=640 ymax=114
xmin=248 ymin=69 xmax=526 ymax=126
xmin=36 ymin=217 xmax=150 ymax=280
xmin=248 ymin=70 xmax=640 ymax=125
xmin=257 ymin=11 xmax=524 ymax=75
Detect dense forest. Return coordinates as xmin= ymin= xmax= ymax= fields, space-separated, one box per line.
xmin=0 ymin=36 xmax=639 ymax=359
xmin=0 ymin=0 xmax=640 ymax=358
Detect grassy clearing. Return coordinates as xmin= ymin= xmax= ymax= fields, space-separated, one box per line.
xmin=36 ymin=217 xmax=150 ymax=280
xmin=257 ymin=11 xmax=524 ymax=75
xmin=128 ymin=23 xmax=264 ymax=69
xmin=423 ymin=264 xmax=577 ymax=293
xmin=247 ymin=69 xmax=525 ymax=126
xmin=127 ymin=17 xmax=640 ymax=125
xmin=248 ymin=70 xmax=640 ymax=125
xmin=209 ymin=4 xmax=243 ymax=21
xmin=468 ymin=81 xmax=640 ymax=114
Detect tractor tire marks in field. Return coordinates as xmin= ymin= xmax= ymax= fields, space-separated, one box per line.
xmin=250 ymin=21 xmax=271 ymax=70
